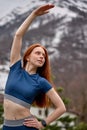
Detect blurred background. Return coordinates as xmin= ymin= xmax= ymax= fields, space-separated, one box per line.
xmin=0 ymin=0 xmax=87 ymax=129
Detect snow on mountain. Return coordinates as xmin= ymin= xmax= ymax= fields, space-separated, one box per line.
xmin=0 ymin=0 xmax=87 ymax=27
xmin=0 ymin=72 xmax=7 ymax=91
xmin=0 ymin=62 xmax=9 ymax=90
xmin=0 ymin=0 xmax=87 ymax=90
xmin=0 ymin=0 xmax=32 ymax=18
xmin=0 ymin=0 xmax=77 ymax=26
xmin=0 ymin=0 xmax=46 ymax=26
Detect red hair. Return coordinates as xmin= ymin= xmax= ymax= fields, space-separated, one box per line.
xmin=23 ymin=43 xmax=53 ymax=107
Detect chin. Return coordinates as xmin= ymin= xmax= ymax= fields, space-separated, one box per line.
xmin=37 ymin=64 xmax=43 ymax=67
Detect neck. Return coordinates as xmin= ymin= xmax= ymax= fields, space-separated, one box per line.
xmin=25 ymin=62 xmax=37 ymax=75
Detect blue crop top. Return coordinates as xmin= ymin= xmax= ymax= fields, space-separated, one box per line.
xmin=4 ymin=60 xmax=52 ymax=108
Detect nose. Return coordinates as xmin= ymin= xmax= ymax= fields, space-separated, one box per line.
xmin=40 ymin=54 xmax=44 ymax=59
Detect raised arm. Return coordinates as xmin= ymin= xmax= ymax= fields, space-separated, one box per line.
xmin=10 ymin=4 xmax=54 ymax=66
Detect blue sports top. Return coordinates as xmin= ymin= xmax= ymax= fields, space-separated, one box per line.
xmin=4 ymin=60 xmax=52 ymax=108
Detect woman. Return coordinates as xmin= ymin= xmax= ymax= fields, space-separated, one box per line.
xmin=3 ymin=4 xmax=66 ymax=130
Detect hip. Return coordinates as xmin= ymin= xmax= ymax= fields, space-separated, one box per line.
xmin=3 ymin=116 xmax=38 ymax=130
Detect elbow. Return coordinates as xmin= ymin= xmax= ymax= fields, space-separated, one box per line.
xmin=63 ymin=106 xmax=66 ymax=113
xmin=57 ymin=103 xmax=66 ymax=115
xmin=15 ymin=30 xmax=22 ymax=38
xmin=15 ymin=32 xmax=21 ymax=37
xmin=61 ymin=105 xmax=66 ymax=114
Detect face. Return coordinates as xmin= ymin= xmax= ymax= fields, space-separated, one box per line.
xmin=27 ymin=47 xmax=46 ymax=68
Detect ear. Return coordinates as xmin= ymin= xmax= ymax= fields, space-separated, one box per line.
xmin=26 ymin=56 xmax=30 ymax=61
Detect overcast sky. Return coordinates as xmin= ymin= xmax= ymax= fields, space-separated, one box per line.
xmin=0 ymin=0 xmax=30 ymax=18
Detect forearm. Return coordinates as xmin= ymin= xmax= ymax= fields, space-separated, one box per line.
xmin=15 ymin=4 xmax=54 ymax=38
xmin=15 ymin=12 xmax=36 ymax=37
xmin=44 ymin=106 xmax=66 ymax=125
xmin=10 ymin=12 xmax=36 ymax=64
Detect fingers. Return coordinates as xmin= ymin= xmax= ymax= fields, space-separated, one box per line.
xmin=23 ymin=118 xmax=39 ymax=129
xmin=33 ymin=4 xmax=55 ymax=16
xmin=44 ymin=4 xmax=55 ymax=9
xmin=38 ymin=10 xmax=49 ymax=16
xmin=39 ymin=4 xmax=55 ymax=11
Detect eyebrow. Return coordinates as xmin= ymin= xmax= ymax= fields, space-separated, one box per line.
xmin=35 ymin=50 xmax=46 ymax=56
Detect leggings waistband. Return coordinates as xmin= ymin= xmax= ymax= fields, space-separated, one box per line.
xmin=4 ymin=115 xmax=34 ymax=127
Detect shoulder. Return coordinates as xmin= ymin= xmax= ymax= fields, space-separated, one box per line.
xmin=38 ymin=76 xmax=50 ymax=85
xmin=9 ymin=59 xmax=22 ymax=71
xmin=38 ymin=76 xmax=52 ymax=93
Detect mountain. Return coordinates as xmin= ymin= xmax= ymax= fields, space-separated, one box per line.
xmin=0 ymin=0 xmax=87 ymax=121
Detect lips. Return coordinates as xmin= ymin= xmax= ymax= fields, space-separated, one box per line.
xmin=37 ymin=60 xmax=43 ymax=64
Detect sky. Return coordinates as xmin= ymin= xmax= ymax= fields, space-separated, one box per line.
xmin=0 ymin=0 xmax=30 ymax=18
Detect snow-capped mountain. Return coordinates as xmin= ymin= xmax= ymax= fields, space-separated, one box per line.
xmin=0 ymin=0 xmax=87 ymax=91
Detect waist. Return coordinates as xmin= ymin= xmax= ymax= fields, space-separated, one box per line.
xmin=4 ymin=115 xmax=35 ymax=126
xmin=4 ymin=98 xmax=31 ymax=120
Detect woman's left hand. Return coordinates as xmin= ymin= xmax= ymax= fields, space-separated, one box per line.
xmin=23 ymin=117 xmax=43 ymax=129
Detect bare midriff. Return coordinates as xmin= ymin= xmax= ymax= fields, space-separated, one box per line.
xmin=4 ymin=99 xmax=31 ymax=120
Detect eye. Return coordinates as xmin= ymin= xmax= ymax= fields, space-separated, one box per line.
xmin=35 ymin=51 xmax=45 ymax=58
xmin=42 ymin=53 xmax=45 ymax=58
xmin=35 ymin=51 xmax=40 ymax=55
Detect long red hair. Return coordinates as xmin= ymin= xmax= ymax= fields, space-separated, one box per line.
xmin=23 ymin=43 xmax=53 ymax=107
